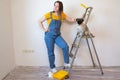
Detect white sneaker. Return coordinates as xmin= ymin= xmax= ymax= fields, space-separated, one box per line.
xmin=64 ymin=63 xmax=71 ymax=69
xmin=51 ymin=68 xmax=57 ymax=73
xmin=48 ymin=71 xmax=53 ymax=78
xmin=48 ymin=68 xmax=57 ymax=78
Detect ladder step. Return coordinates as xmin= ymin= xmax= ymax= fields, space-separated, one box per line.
xmin=82 ymin=33 xmax=95 ymax=38
xmin=69 ymin=53 xmax=73 ymax=58
xmin=72 ymin=44 xmax=79 ymax=48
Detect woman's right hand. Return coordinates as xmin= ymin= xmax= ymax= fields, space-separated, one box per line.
xmin=44 ymin=29 xmax=49 ymax=32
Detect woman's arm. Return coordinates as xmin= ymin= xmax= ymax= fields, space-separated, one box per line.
xmin=65 ymin=15 xmax=84 ymax=25
xmin=39 ymin=16 xmax=48 ymax=32
xmin=65 ymin=15 xmax=76 ymax=23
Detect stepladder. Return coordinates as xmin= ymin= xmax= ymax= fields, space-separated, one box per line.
xmin=68 ymin=5 xmax=104 ymax=75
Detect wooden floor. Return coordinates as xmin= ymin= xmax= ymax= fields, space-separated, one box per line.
xmin=3 ymin=66 xmax=120 ymax=80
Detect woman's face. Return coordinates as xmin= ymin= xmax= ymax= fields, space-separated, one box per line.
xmin=54 ymin=2 xmax=59 ymax=12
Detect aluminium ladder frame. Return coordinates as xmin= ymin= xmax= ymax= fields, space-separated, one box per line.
xmin=68 ymin=7 xmax=104 ymax=75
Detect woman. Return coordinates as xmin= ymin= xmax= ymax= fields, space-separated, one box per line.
xmin=39 ymin=0 xmax=83 ymax=77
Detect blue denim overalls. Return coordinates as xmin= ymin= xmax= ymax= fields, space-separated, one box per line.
xmin=45 ymin=12 xmax=69 ymax=69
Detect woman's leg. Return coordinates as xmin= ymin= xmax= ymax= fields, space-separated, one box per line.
xmin=45 ymin=35 xmax=55 ymax=69
xmin=55 ymin=36 xmax=69 ymax=64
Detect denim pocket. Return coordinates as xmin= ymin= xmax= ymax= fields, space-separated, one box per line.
xmin=45 ymin=31 xmax=47 ymax=34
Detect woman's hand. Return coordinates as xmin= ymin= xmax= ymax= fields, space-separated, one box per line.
xmin=44 ymin=29 xmax=50 ymax=32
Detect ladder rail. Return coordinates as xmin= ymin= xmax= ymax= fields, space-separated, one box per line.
xmin=69 ymin=31 xmax=83 ymax=72
xmin=89 ymin=37 xmax=104 ymax=75
xmin=69 ymin=32 xmax=80 ymax=58
xmin=86 ymin=37 xmax=96 ymax=67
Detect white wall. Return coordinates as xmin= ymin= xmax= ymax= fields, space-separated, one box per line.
xmin=11 ymin=0 xmax=120 ymax=67
xmin=0 ymin=0 xmax=15 ymax=79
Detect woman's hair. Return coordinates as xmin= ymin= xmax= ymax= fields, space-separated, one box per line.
xmin=54 ymin=1 xmax=63 ymax=12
